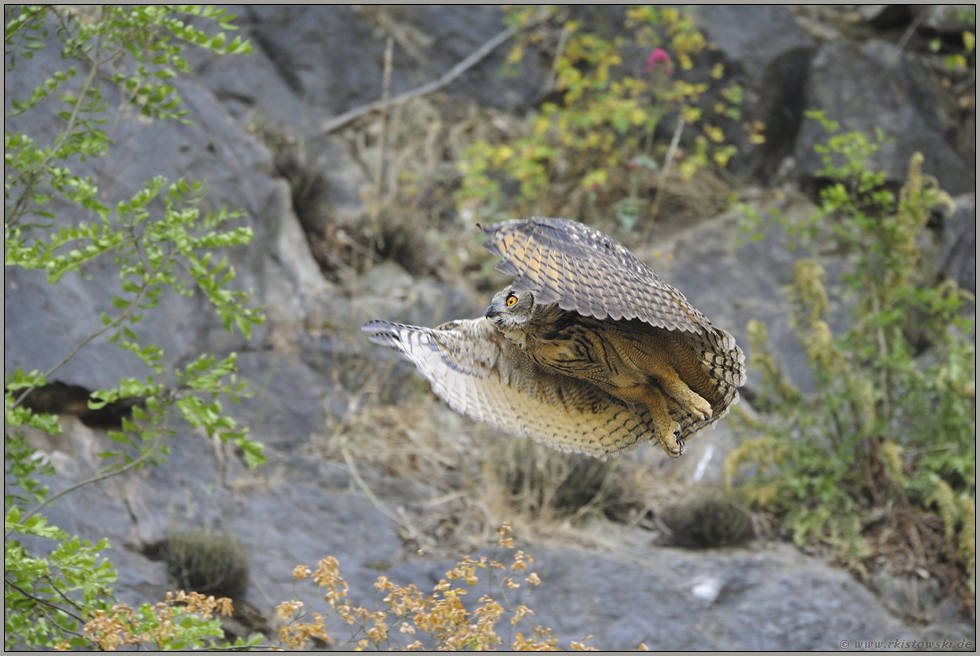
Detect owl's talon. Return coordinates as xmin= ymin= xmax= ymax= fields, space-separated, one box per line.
xmin=658 ymin=433 xmax=685 ymax=457
xmin=670 ymin=389 xmax=713 ymax=421
xmin=657 ymin=420 xmax=684 ymax=457
xmin=693 ymin=396 xmax=713 ymax=421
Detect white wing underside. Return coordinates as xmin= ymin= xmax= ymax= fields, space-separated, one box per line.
xmin=363 ymin=318 xmax=658 ymax=459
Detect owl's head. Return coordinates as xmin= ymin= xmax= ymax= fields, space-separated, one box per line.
xmin=486 ymin=286 xmax=535 ymax=332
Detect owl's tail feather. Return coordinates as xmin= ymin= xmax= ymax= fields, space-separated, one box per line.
xmin=362 ymin=320 xmax=442 ymax=360
xmin=362 ymin=320 xmax=408 ymax=349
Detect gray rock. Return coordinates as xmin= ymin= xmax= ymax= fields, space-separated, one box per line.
xmin=21 ymin=417 xmax=406 ymax=629
xmin=696 ymin=6 xmax=816 ymax=88
xmin=4 ymin=37 xmax=284 ymax=391
xmin=26 ymin=416 xmax=930 ymax=651
xmin=923 ymin=5 xmax=978 ymax=34
xmin=383 ymin=543 xmax=919 ymax=650
xmin=856 ymin=6 xmax=893 ymax=23
xmin=869 ymin=570 xmax=958 ymax=624
xmin=195 ymin=5 xmax=547 ymax=133
xmin=856 ymin=5 xmax=916 ymax=28
xmin=795 ymin=40 xmax=973 ymax=195
xmin=693 ymin=6 xmax=817 ymax=182
xmin=4 ymin=22 xmax=347 ymax=450
xmin=941 ymin=193 xmax=976 ymax=294
xmin=189 ymin=5 xmax=551 ymax=237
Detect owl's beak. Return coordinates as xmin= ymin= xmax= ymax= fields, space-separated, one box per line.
xmin=485 ymin=303 xmax=499 ymax=320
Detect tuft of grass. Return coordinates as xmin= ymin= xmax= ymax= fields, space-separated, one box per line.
xmin=661 ymin=489 xmax=753 ymax=549
xmin=486 ymin=439 xmax=626 ymax=523
xmin=165 ymin=529 xmax=251 ymax=601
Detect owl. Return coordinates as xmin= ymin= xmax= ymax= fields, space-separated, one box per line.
xmin=363 ymin=217 xmax=745 ymax=459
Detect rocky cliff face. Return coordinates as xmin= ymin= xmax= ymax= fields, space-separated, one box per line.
xmin=5 ymin=5 xmax=974 ymax=649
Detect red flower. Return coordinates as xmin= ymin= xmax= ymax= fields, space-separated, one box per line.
xmin=645 ymin=48 xmax=673 ymax=76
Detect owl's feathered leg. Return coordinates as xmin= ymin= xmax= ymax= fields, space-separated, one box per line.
xmin=646 ymin=387 xmax=685 ymax=457
xmin=611 ymin=328 xmax=715 ymax=422
xmin=654 ymin=368 xmax=713 ymax=421
xmin=610 ymin=385 xmax=683 ymax=457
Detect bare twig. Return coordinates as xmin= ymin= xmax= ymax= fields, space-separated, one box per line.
xmin=373 ymin=36 xmax=395 ymax=209
xmin=870 ymin=289 xmax=893 ymax=421
xmin=897 ymin=7 xmax=932 ymax=52
xmin=648 ymin=114 xmax=686 ymax=222
xmin=322 ymin=24 xmax=519 ymax=134
xmin=6 ymin=14 xmax=105 ymax=228
xmin=3 ymin=578 xmax=88 ymax=629
xmin=12 ymin=248 xmax=173 ymax=412
xmin=951 ymin=77 xmax=975 ymax=95
xmin=339 ymin=443 xmax=434 ymax=550
xmin=7 ymin=429 xmax=167 ymax=539
xmin=545 ymin=24 xmax=569 ymax=93
xmin=365 ymin=36 xmax=395 ymax=268
xmin=42 ymin=574 xmax=87 ymax=612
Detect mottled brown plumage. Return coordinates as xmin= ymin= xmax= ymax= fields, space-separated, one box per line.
xmin=363 ymin=217 xmax=745 ymax=459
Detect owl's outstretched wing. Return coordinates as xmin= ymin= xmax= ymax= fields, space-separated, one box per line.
xmin=481 ymin=216 xmax=709 ymax=334
xmin=362 ymin=318 xmax=659 ymax=459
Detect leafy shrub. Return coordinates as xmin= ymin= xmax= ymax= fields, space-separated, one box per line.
xmin=80 ymin=591 xmax=247 ymax=652
xmin=456 ymin=6 xmax=746 ymax=229
xmin=5 ymin=5 xmax=264 ymax=649
xmin=726 ymin=113 xmax=975 ymax=599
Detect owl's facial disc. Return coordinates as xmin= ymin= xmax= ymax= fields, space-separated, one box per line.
xmin=486 ymin=287 xmax=534 ymax=331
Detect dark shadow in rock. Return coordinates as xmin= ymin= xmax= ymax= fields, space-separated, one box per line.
xmin=12 ymin=381 xmax=145 ymax=430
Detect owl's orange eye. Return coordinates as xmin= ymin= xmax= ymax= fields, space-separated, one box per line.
xmin=506 ymin=293 xmax=518 ymax=307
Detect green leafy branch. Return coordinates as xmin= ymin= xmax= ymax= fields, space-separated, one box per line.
xmin=5 ymin=5 xmax=266 ymax=649
xmin=726 ymin=114 xmax=975 ymax=590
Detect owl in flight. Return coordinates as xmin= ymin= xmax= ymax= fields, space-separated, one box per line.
xmin=363 ymin=217 xmax=745 ymax=459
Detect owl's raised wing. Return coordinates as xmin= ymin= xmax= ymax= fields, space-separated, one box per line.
xmin=481 ymin=217 xmax=708 ymax=334
xmin=362 ymin=318 xmax=659 ymax=459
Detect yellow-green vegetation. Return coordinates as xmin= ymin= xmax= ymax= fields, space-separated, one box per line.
xmin=456 ymin=6 xmax=747 ymax=231
xmin=726 ymin=113 xmax=976 ymax=611
xmin=5 ymin=5 xmax=264 ymax=650
xmin=930 ymin=7 xmax=975 ymax=75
